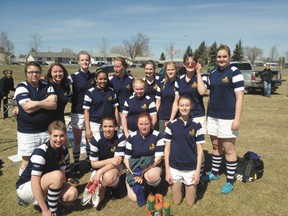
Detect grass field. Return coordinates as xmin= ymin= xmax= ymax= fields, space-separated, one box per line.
xmin=0 ymin=65 xmax=287 ymax=215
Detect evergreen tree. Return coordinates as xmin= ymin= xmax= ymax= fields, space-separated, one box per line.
xmin=185 ymin=45 xmax=193 ymax=55
xmin=232 ymin=39 xmax=244 ymax=61
xmin=160 ymin=52 xmax=166 ymax=61
xmin=208 ymin=41 xmax=217 ymax=67
xmin=183 ymin=45 xmax=193 ymax=61
xmin=194 ymin=41 xmax=208 ymax=65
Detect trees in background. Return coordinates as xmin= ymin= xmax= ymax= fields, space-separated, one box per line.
xmin=0 ymin=31 xmax=15 ymax=64
xmin=2 ymin=30 xmax=288 ymax=67
xmin=123 ymin=32 xmax=150 ymax=62
xmin=110 ymin=45 xmax=127 ymax=56
xmin=29 ymin=33 xmax=42 ymax=53
xmin=232 ymin=39 xmax=244 ymax=61
xmin=244 ymin=46 xmax=263 ymax=64
xmin=98 ymin=37 xmax=109 ymax=57
xmin=160 ymin=52 xmax=165 ymax=61
xmin=194 ymin=41 xmax=208 ymax=66
xmin=208 ymin=41 xmax=217 ymax=67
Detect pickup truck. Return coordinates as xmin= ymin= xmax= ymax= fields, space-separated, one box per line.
xmin=230 ymin=61 xmax=284 ymax=94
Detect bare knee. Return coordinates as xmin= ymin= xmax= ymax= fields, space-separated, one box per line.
xmin=62 ymin=185 xmax=78 ymax=202
xmin=103 ymin=172 xmax=118 ymax=187
xmin=145 ymin=170 xmax=161 ymax=184
xmin=50 ymin=170 xmax=65 ymax=188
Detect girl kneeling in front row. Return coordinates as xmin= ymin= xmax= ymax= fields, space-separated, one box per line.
xmin=164 ymin=95 xmax=205 ymax=206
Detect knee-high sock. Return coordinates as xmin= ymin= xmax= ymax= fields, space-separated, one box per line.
xmin=226 ymin=160 xmax=237 ymax=184
xmin=73 ymin=144 xmax=80 ymax=167
xmin=47 ymin=187 xmax=61 ymax=213
xmin=211 ymin=154 xmax=222 ymax=175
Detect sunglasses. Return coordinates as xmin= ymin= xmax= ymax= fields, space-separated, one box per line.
xmin=184 ymin=62 xmax=197 ymax=68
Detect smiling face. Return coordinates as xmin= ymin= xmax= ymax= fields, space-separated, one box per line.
xmin=102 ymin=119 xmax=116 ymax=139
xmin=133 ymin=81 xmax=146 ymax=98
xmin=166 ymin=63 xmax=176 ymax=79
xmin=217 ymin=49 xmax=230 ymax=70
xmin=144 ymin=63 xmax=155 ymax=79
xmin=96 ymin=72 xmax=108 ymax=89
xmin=51 ymin=65 xmax=64 ymax=84
xmin=184 ymin=56 xmax=197 ymax=73
xmin=178 ymin=97 xmax=192 ymax=117
xmin=137 ymin=116 xmax=151 ymax=137
xmin=78 ymin=54 xmax=90 ymax=72
xmin=49 ymin=129 xmax=67 ymax=149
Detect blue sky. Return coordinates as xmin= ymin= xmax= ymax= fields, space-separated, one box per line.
xmin=0 ymin=0 xmax=287 ymax=59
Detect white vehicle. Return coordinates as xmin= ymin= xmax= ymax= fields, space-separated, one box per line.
xmin=265 ymin=62 xmax=279 ymax=69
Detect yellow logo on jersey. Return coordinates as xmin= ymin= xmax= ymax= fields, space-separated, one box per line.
xmin=149 ymin=143 xmax=156 ymax=151
xmin=126 ymin=84 xmax=131 ymax=90
xmin=108 ymin=95 xmax=113 ymax=101
xmin=111 ymin=146 xmax=116 ymax=153
xmin=141 ymin=104 xmax=148 ymax=110
xmin=189 ymin=129 xmax=195 ymax=136
xmin=153 ymin=84 xmax=158 ymax=90
xmin=192 ymin=82 xmax=197 ymax=88
xmin=222 ymin=77 xmax=229 ymax=83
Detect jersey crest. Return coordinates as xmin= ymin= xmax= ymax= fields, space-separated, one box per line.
xmin=149 ymin=143 xmax=156 ymax=151
xmin=111 ymin=146 xmax=116 ymax=153
xmin=141 ymin=103 xmax=148 ymax=110
xmin=222 ymin=76 xmax=230 ymax=83
xmin=191 ymin=82 xmax=197 ymax=88
xmin=189 ymin=128 xmax=195 ymax=136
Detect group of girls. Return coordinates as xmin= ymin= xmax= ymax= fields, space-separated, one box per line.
xmin=79 ymin=43 xmax=244 ymax=209
xmin=15 ymin=43 xmax=244 ymax=212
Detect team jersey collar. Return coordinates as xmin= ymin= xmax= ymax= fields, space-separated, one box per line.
xmin=137 ymin=128 xmax=153 ymax=139
xmin=178 ymin=116 xmax=192 ymax=127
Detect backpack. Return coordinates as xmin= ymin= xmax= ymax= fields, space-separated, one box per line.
xmin=235 ymin=151 xmax=264 ymax=182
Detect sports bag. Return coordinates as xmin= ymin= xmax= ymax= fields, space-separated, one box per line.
xmin=235 ymin=151 xmax=264 ymax=182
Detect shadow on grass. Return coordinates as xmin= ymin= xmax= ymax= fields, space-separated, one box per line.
xmin=0 ymin=159 xmax=3 ymax=176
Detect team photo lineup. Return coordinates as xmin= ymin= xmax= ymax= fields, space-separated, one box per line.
xmin=9 ymin=44 xmax=246 ymax=216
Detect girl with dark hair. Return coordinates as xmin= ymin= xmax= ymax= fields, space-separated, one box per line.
xmin=45 ymin=63 xmax=71 ymax=123
xmin=81 ymin=116 xmax=126 ymax=208
xmin=83 ymin=70 xmax=119 ymax=143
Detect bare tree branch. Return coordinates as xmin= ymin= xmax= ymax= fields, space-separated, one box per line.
xmin=29 ymin=33 xmax=42 ymax=52
xmin=0 ymin=31 xmax=14 ymax=64
xmin=123 ymin=32 xmax=150 ymax=61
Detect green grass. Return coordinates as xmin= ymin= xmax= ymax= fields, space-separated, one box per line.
xmin=0 ymin=65 xmax=288 ymax=215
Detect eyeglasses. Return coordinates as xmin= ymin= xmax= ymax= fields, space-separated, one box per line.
xmin=184 ymin=62 xmax=197 ymax=68
xmin=27 ymin=71 xmax=41 ymax=75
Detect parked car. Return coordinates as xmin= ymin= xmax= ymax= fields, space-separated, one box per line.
xmin=96 ymin=65 xmax=115 ymax=74
xmin=37 ymin=60 xmax=49 ymax=65
xmin=68 ymin=61 xmax=78 ymax=65
xmin=204 ymin=62 xmax=285 ymax=94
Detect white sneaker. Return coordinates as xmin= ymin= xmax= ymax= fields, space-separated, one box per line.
xmin=81 ymin=187 xmax=92 ymax=206
xmin=81 ymin=182 xmax=93 ymax=206
xmin=91 ymin=182 xmax=101 ymax=208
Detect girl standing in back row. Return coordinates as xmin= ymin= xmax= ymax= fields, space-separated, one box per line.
xmin=156 ymin=61 xmax=178 ymax=134
xmin=203 ymin=44 xmax=244 ymax=194
xmin=169 ymin=53 xmax=207 ymax=133
xmin=68 ymin=51 xmax=95 ymax=179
